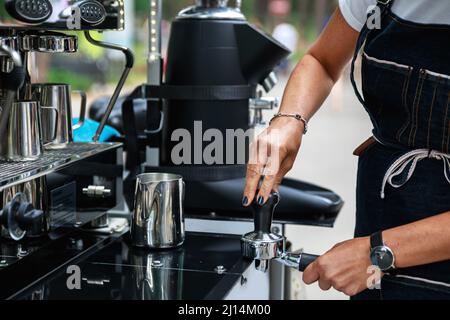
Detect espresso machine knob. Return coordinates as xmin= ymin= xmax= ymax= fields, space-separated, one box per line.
xmin=0 ymin=193 xmax=44 ymax=241
xmin=16 ymin=202 xmax=44 ymax=235
xmin=59 ymin=0 xmax=107 ymax=27
xmin=5 ymin=0 xmax=53 ymax=24
xmin=77 ymin=0 xmax=106 ymax=26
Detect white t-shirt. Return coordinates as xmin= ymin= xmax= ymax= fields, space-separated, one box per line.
xmin=339 ymin=0 xmax=450 ymax=32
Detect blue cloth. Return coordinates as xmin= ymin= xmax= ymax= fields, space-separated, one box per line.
xmin=72 ymin=118 xmax=120 ymax=143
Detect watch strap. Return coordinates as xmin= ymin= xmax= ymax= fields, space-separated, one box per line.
xmin=370 ymin=231 xmax=396 ymax=272
xmin=370 ymin=231 xmax=384 ymax=249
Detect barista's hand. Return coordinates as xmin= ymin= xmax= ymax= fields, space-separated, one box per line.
xmin=242 ymin=117 xmax=304 ymax=206
xmin=303 ymin=237 xmax=376 ymax=297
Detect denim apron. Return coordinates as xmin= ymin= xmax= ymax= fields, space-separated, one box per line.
xmin=350 ymin=0 xmax=450 ymax=300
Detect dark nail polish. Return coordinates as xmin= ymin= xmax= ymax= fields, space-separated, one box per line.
xmin=257 ymin=196 xmax=264 ymax=206
xmin=242 ymin=196 xmax=248 ymax=206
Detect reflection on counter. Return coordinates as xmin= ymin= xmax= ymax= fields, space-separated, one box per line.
xmin=17 ymin=233 xmax=252 ymax=300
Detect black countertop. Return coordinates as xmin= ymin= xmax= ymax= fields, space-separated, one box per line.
xmin=1 ymin=231 xmax=251 ymax=300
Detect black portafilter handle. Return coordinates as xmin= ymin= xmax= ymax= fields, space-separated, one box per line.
xmin=251 ymin=192 xmax=280 ymax=234
xmin=280 ymin=250 xmax=319 ymax=272
xmin=298 ymin=253 xmax=319 ymax=272
xmin=251 ymin=192 xmax=319 ymax=272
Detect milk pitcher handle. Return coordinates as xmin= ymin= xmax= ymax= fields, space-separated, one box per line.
xmin=72 ymin=91 xmax=87 ymax=130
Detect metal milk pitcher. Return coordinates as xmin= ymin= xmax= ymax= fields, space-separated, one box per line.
xmin=131 ymin=173 xmax=185 ymax=249
xmin=31 ymin=83 xmax=86 ymax=149
xmin=0 ymin=101 xmax=57 ymax=161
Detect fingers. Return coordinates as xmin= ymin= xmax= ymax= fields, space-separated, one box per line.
xmin=243 ymin=163 xmax=264 ymax=206
xmin=318 ymin=279 xmax=332 ymax=291
xmin=273 ymin=158 xmax=295 ymax=191
xmin=243 ymin=138 xmax=267 ymax=206
xmin=254 ymin=134 xmax=291 ymax=204
xmin=256 ymin=158 xmax=280 ymax=205
xmin=303 ymin=258 xmax=331 ymax=291
xmin=243 ymin=130 xmax=292 ymax=206
xmin=303 ymin=262 xmax=320 ymax=285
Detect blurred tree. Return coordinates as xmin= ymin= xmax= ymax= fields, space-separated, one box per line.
xmin=315 ymin=0 xmax=328 ymax=33
xmin=135 ymin=0 xmax=150 ymax=14
xmin=256 ymin=0 xmax=270 ymax=25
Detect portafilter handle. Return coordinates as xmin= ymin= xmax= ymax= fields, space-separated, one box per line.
xmin=279 ymin=251 xmax=319 ymax=272
xmin=251 ymin=192 xmax=280 ymax=234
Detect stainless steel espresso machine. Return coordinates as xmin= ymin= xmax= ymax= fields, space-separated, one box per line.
xmin=0 ymin=1 xmax=130 ymax=298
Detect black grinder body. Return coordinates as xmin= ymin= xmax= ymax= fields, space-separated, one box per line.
xmin=160 ymin=18 xmax=290 ymax=167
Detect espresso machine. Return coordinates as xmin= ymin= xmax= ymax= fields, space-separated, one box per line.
xmin=0 ymin=1 xmax=130 ymax=295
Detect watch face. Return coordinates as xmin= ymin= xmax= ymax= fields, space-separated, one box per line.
xmin=370 ymin=246 xmax=394 ymax=271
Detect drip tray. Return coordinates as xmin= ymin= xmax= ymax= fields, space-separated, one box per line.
xmin=0 ymin=142 xmax=121 ymax=191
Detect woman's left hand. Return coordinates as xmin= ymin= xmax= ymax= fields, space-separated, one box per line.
xmin=303 ymin=237 xmax=376 ymax=297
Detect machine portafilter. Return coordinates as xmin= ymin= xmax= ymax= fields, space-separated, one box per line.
xmin=241 ymin=192 xmax=319 ymax=272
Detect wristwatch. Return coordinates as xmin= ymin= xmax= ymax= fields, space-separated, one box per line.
xmin=370 ymin=231 xmax=396 ymax=272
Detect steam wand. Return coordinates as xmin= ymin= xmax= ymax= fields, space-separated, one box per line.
xmin=241 ymin=192 xmax=319 ymax=272
xmin=0 ymin=44 xmax=23 ymax=69
xmin=84 ymin=31 xmax=134 ymax=143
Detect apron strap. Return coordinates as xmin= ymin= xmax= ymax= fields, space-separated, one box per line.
xmin=350 ymin=0 xmax=395 ymax=107
xmin=380 ymin=149 xmax=450 ymax=199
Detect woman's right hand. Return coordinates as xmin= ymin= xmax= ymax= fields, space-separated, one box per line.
xmin=242 ymin=117 xmax=305 ymax=206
